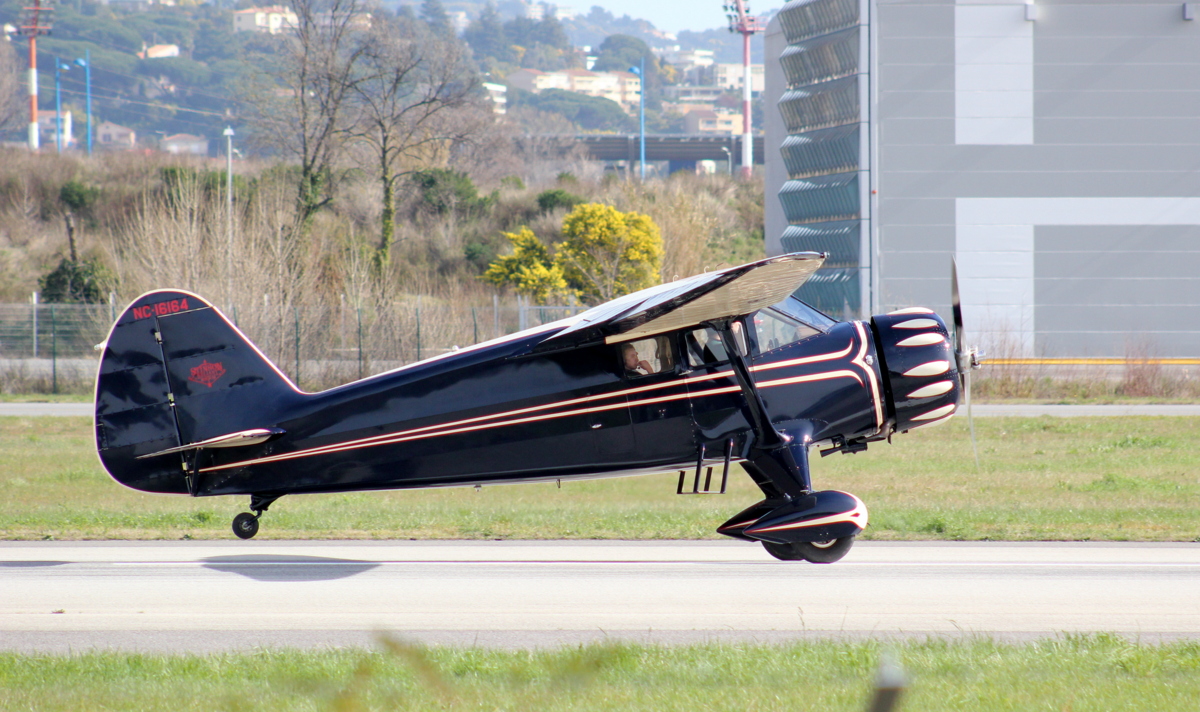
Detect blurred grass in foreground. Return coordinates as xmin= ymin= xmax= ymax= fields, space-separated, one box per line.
xmin=1 ymin=635 xmax=1197 ymax=711
xmin=1 ymin=415 xmax=1198 ymax=540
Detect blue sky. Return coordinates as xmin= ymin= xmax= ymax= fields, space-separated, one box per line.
xmin=578 ymin=1 xmax=785 ymax=34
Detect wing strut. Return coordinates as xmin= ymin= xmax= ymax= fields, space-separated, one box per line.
xmin=714 ymin=320 xmax=813 ymax=499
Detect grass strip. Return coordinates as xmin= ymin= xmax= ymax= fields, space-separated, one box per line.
xmin=1 ymin=415 xmax=1198 ymax=541
xmin=1 ymin=635 xmax=1197 ymax=711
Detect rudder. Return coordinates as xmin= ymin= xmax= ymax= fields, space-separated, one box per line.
xmin=95 ymin=290 xmax=305 ymax=493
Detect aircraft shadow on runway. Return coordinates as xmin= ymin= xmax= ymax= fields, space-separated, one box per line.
xmin=201 ymin=555 xmax=379 ymax=582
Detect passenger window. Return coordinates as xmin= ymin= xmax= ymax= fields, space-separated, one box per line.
xmin=752 ymin=310 xmax=819 ymax=354
xmin=618 ymin=336 xmax=675 ymax=378
xmin=684 ymin=327 xmax=728 ymax=367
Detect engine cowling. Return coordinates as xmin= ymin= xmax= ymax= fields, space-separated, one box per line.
xmin=872 ymin=308 xmax=961 ymax=433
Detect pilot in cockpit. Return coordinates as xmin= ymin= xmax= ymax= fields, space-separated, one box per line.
xmin=622 ymin=343 xmax=654 ymax=376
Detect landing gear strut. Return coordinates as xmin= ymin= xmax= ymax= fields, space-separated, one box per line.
xmin=231 ymin=494 xmax=282 ymax=540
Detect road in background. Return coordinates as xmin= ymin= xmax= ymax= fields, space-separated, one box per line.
xmin=2 ymin=541 xmax=1197 ymax=653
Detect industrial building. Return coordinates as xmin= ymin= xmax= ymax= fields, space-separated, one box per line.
xmin=764 ymin=0 xmax=1200 ymax=357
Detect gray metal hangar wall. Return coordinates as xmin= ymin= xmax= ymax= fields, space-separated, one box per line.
xmin=765 ymin=0 xmax=1200 ymax=357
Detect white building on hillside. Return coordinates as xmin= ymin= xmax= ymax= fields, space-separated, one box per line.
xmin=233 ymin=6 xmax=298 ymax=34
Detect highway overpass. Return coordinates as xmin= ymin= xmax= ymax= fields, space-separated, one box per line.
xmin=525 ymin=134 xmax=766 ymax=171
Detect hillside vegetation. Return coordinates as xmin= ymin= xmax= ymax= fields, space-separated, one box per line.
xmin=0 ymin=148 xmax=765 ymax=307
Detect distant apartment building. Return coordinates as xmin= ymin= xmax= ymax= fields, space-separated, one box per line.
xmin=108 ymin=0 xmax=175 ymax=11
xmin=684 ymin=109 xmax=740 ymax=135
xmin=507 ymin=68 xmax=641 ymax=110
xmin=663 ymin=85 xmax=725 ymax=104
xmin=521 ymin=1 xmax=576 ymax=21
xmin=713 ymin=63 xmax=764 ymax=94
xmin=96 ymin=121 xmax=136 ymax=150
xmin=161 ymin=134 xmax=208 ymax=155
xmin=659 ymin=48 xmax=716 ymax=72
xmin=137 ymin=44 xmax=180 ymax=59
xmin=483 ymin=82 xmax=507 ymax=115
xmin=447 ymin=11 xmax=469 ymax=34
xmin=37 ymin=111 xmax=72 ymax=149
xmin=233 ymin=5 xmax=298 ymax=34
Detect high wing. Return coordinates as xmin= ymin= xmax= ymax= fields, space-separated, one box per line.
xmin=534 ymin=252 xmax=826 ymax=351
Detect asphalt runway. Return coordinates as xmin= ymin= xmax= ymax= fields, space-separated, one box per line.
xmin=2 ymin=541 xmax=1197 ymax=653
xmin=6 ymin=403 xmax=1200 ymax=417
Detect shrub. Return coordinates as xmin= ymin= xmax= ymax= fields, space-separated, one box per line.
xmin=409 ymin=169 xmax=494 ymax=217
xmin=59 ymin=181 xmax=100 ymax=213
xmin=535 ymin=188 xmax=584 ymax=213
xmin=39 ymin=257 xmax=110 ymax=304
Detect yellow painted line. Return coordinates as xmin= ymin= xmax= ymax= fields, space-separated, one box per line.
xmin=987 ymin=358 xmax=1200 ymax=366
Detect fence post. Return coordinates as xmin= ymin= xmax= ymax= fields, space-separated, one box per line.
xmin=50 ymin=304 xmax=57 ymax=394
xmin=356 ymin=306 xmax=363 ymax=380
xmin=31 ymin=291 xmax=38 ymax=358
xmin=493 ymin=294 xmax=499 ymax=338
xmin=293 ymin=307 xmax=301 ymax=390
xmin=109 ymin=291 xmax=116 ymax=323
xmin=415 ymin=305 xmax=422 ymax=362
xmin=472 ymin=307 xmax=478 ymax=344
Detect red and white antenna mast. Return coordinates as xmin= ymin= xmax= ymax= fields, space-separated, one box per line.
xmin=16 ymin=0 xmax=53 ymax=152
xmin=725 ymin=1 xmax=762 ymax=179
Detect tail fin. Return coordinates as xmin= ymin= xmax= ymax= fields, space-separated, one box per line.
xmin=95 ymin=290 xmax=305 ymax=493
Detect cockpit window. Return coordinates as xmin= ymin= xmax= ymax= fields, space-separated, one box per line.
xmin=773 ymin=295 xmax=838 ymax=331
xmin=751 ymin=310 xmax=819 ymax=354
xmin=618 ymin=336 xmax=675 ymax=378
xmin=684 ymin=327 xmax=728 ymax=367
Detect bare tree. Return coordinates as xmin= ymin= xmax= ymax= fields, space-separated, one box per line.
xmin=247 ymin=0 xmax=373 ymax=230
xmin=0 ymin=41 xmax=24 ymax=132
xmin=344 ymin=16 xmax=482 ymax=267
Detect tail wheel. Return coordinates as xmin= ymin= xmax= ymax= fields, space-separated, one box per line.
xmin=232 ymin=512 xmax=259 ymax=540
xmin=762 ymin=536 xmax=855 ymax=563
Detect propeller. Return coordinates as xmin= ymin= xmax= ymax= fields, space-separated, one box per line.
xmin=951 ymin=259 xmax=982 ymax=470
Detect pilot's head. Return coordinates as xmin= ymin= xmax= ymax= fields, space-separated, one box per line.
xmin=622 ymin=343 xmax=639 ymax=369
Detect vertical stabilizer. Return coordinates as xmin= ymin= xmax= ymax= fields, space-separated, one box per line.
xmin=94 ymin=290 xmax=305 ymax=493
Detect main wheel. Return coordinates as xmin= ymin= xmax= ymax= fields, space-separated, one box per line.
xmin=762 ymin=536 xmax=855 ymax=563
xmin=232 ymin=512 xmax=259 ymax=540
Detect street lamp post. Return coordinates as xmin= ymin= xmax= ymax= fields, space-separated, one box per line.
xmin=725 ymin=1 xmax=762 ymax=179
xmin=629 ymin=58 xmax=646 ymax=181
xmin=720 ymin=145 xmax=733 ymax=175
xmin=53 ymin=58 xmax=67 ymax=153
xmin=74 ymin=51 xmax=91 ymax=156
xmin=223 ymin=126 xmax=235 ymax=307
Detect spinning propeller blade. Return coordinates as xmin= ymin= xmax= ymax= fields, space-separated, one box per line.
xmin=951 ymin=259 xmax=980 ymax=471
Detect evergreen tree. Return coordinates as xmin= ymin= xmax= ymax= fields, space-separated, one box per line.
xmin=462 ymin=1 xmax=509 ymax=62
xmin=532 ymin=14 xmax=569 ymax=49
xmin=420 ymin=0 xmax=452 ymax=34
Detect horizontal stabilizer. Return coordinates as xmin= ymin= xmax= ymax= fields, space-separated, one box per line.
xmin=136 ymin=428 xmax=285 ymax=460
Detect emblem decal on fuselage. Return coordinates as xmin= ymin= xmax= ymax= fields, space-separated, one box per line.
xmin=188 ymin=360 xmax=226 ymax=388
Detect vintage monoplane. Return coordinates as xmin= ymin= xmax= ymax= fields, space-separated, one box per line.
xmin=94 ymin=252 xmax=976 ymax=563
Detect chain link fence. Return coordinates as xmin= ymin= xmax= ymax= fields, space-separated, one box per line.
xmin=0 ymin=297 xmax=588 ymax=394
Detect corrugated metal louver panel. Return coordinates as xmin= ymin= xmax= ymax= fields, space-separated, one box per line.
xmin=781 ymin=221 xmax=860 ymax=268
xmin=778 ymin=172 xmax=860 ymax=224
xmin=778 ymin=76 xmax=859 ymax=134
xmin=781 ymin=124 xmax=860 ymax=179
xmin=780 ymin=26 xmax=859 ymax=88
xmin=778 ymin=0 xmax=859 ymax=45
xmin=794 ymin=267 xmax=860 ymax=319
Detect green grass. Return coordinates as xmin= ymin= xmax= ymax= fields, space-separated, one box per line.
xmin=1 ymin=416 xmax=1199 ymax=540
xmin=0 ymin=636 xmax=1197 ymax=711
xmin=0 ymin=393 xmax=91 ymax=403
